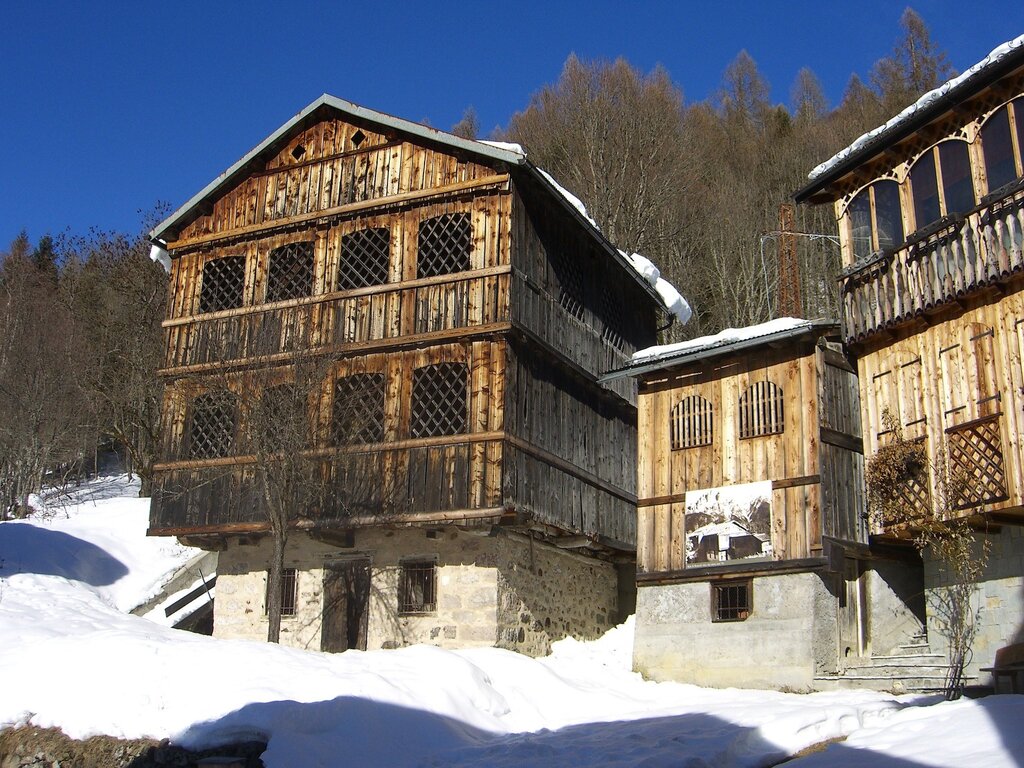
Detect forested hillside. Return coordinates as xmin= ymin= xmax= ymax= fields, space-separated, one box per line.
xmin=0 ymin=9 xmax=953 ymax=510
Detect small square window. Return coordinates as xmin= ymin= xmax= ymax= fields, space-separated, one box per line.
xmin=712 ymin=580 xmax=751 ymax=622
xmin=266 ymin=568 xmax=298 ymax=617
xmin=398 ymin=560 xmax=436 ymax=614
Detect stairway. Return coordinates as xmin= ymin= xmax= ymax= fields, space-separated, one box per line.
xmin=814 ymin=633 xmax=974 ymax=693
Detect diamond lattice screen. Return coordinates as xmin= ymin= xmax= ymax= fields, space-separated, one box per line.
xmin=266 ymin=242 xmax=314 ymax=302
xmin=411 ymin=363 xmax=468 ymax=438
xmin=332 ymin=373 xmax=385 ymax=445
xmin=188 ymin=392 xmax=237 ymax=459
xmin=199 ymin=255 xmax=246 ymax=313
xmin=948 ymin=416 xmax=1007 ymax=507
xmin=338 ymin=228 xmax=390 ymax=290
xmin=417 ymin=214 xmax=471 ymax=278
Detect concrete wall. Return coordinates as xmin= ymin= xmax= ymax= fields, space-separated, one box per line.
xmin=633 ymin=571 xmax=837 ymax=690
xmin=865 ymin=559 xmax=926 ymax=656
xmin=924 ymin=526 xmax=1024 ymax=680
xmin=214 ymin=526 xmax=621 ymax=656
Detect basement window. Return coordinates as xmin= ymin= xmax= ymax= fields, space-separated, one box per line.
xmin=411 ymin=363 xmax=468 ymax=438
xmin=417 ymin=213 xmax=471 ymax=278
xmin=265 ymin=568 xmax=298 ymax=617
xmin=266 ymin=241 xmax=314 ymax=302
xmin=399 ymin=559 xmax=436 ymax=614
xmin=712 ymin=579 xmax=751 ymax=622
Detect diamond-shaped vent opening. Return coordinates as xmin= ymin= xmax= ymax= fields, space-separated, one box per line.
xmin=338 ymin=228 xmax=390 ymax=290
xmin=188 ymin=391 xmax=237 ymax=459
xmin=332 ymin=373 xmax=385 ymax=445
xmin=266 ymin=241 xmax=314 ymax=302
xmin=417 ymin=214 xmax=471 ymax=278
xmin=198 ymin=255 xmax=246 ymax=313
xmin=411 ymin=363 xmax=467 ymax=438
xmin=291 ymin=144 xmax=306 ymax=161
xmin=351 ymin=130 xmax=366 ymax=149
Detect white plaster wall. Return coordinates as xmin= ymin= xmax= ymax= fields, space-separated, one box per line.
xmin=633 ymin=571 xmax=835 ymax=690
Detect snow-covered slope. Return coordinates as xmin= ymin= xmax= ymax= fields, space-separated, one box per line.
xmin=1 ymin=477 xmax=1022 ymax=767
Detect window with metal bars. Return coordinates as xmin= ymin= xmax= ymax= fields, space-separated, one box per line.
xmin=398 ymin=560 xmax=436 ymax=614
xmin=198 ymin=255 xmax=246 ymax=313
xmin=738 ymin=381 xmax=784 ymax=439
xmin=411 ymin=363 xmax=468 ymax=438
xmin=188 ymin=391 xmax=237 ymax=459
xmin=417 ymin=214 xmax=471 ymax=278
xmin=265 ymin=568 xmax=298 ymax=617
xmin=670 ymin=395 xmax=713 ymax=449
xmin=712 ymin=580 xmax=751 ymax=622
xmin=332 ymin=373 xmax=385 ymax=445
xmin=338 ymin=227 xmax=390 ymax=290
xmin=266 ymin=241 xmax=314 ymax=302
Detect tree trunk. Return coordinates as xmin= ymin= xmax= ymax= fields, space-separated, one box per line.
xmin=266 ymin=528 xmax=287 ymax=643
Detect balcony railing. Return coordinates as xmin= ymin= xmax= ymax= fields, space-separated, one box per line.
xmin=162 ymin=268 xmax=511 ymax=371
xmin=840 ymin=182 xmax=1024 ymax=344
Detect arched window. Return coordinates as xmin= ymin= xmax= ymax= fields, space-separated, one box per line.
xmin=848 ymin=180 xmax=905 ymax=260
xmin=738 ymin=381 xmax=784 ymax=439
xmin=981 ymin=98 xmax=1024 ymax=194
xmin=910 ymin=141 xmax=975 ymax=231
xmin=670 ymin=395 xmax=713 ymax=449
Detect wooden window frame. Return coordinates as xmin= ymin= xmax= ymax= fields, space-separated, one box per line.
xmin=670 ymin=394 xmax=713 ymax=450
xmin=847 ymin=180 xmax=905 ymax=260
xmin=398 ymin=559 xmax=437 ymax=614
xmin=738 ymin=380 xmax=784 ymax=439
xmin=265 ymin=567 xmax=298 ymax=617
xmin=711 ymin=579 xmax=752 ymax=622
xmin=909 ymin=140 xmax=975 ymax=232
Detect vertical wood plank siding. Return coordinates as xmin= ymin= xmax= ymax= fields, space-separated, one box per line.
xmin=635 ymin=339 xmax=864 ymax=574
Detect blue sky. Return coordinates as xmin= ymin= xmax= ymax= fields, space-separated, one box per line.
xmin=2 ymin=1 xmax=1022 ymax=248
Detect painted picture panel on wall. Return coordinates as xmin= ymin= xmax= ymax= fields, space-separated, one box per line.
xmin=684 ymin=481 xmax=773 ymax=566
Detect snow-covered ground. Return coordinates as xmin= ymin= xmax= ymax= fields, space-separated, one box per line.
xmin=1 ymin=476 xmax=1022 ymax=767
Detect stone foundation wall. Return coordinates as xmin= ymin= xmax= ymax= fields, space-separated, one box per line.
xmin=924 ymin=526 xmax=1024 ymax=680
xmin=214 ymin=526 xmax=622 ymax=656
xmin=865 ymin=558 xmax=926 ymax=656
xmin=633 ymin=571 xmax=836 ymax=690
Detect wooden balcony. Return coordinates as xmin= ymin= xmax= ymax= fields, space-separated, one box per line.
xmin=840 ymin=181 xmax=1024 ymax=345
xmin=161 ymin=267 xmax=511 ymax=373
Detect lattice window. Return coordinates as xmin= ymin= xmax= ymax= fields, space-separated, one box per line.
xmin=411 ymin=363 xmax=468 ymax=438
xmin=671 ymin=395 xmax=713 ymax=449
xmin=188 ymin=391 xmax=237 ymax=459
xmin=947 ymin=416 xmax=1008 ymax=508
xmin=738 ymin=381 xmax=784 ymax=439
xmin=398 ymin=559 xmax=436 ymax=614
xmin=332 ymin=373 xmax=385 ymax=445
xmin=417 ymin=214 xmax=471 ymax=278
xmin=888 ymin=436 xmax=932 ymax=525
xmin=266 ymin=241 xmax=314 ymax=302
xmin=198 ymin=255 xmax=246 ymax=313
xmin=338 ymin=227 xmax=390 ymax=290
xmin=712 ymin=580 xmax=751 ymax=622
xmin=265 ymin=568 xmax=298 ymax=617
xmin=600 ymin=284 xmax=625 ymax=349
xmin=550 ymin=247 xmax=585 ymax=320
xmin=251 ymin=384 xmax=307 ymax=454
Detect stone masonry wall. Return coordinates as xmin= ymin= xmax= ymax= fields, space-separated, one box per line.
xmin=214 ymin=526 xmax=621 ymax=656
xmin=924 ymin=526 xmax=1024 ymax=681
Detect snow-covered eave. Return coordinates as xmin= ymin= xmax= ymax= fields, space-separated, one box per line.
xmin=795 ymin=34 xmax=1024 ymax=204
xmin=148 ymin=94 xmax=529 ymax=244
xmin=600 ymin=317 xmax=837 ymax=383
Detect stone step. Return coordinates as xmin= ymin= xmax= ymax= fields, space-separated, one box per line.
xmin=844 ymin=663 xmax=949 ymax=677
xmin=866 ymin=653 xmax=946 ymax=664
xmin=814 ymin=672 xmax=973 ymax=694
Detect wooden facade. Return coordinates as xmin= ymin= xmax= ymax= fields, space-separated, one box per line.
xmin=796 ymin=39 xmax=1024 ymax=534
xmin=148 ymin=96 xmax=668 ymax=555
xmin=605 ymin=321 xmax=865 ymax=577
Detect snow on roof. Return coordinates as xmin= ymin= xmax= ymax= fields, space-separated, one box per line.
xmin=807 ymin=34 xmax=1024 ymax=183
xmin=629 ymin=316 xmax=822 ymax=367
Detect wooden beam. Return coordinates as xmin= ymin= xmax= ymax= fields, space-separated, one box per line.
xmin=505 ymin=434 xmax=637 ymax=504
xmin=636 ymin=557 xmax=830 ymax=585
xmin=821 ymin=427 xmax=864 ymax=454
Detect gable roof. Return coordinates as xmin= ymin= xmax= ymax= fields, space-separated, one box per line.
xmin=795 ymin=34 xmax=1024 ymax=204
xmin=600 ymin=317 xmax=837 ymax=382
xmin=149 ymin=94 xmax=690 ymax=322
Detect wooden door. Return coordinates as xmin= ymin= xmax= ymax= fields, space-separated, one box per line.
xmin=837 ymin=557 xmax=868 ymax=666
xmin=321 ymin=559 xmax=370 ymax=652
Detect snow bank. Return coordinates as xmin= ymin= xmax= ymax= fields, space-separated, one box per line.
xmin=809 ymin=34 xmax=1024 ymax=181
